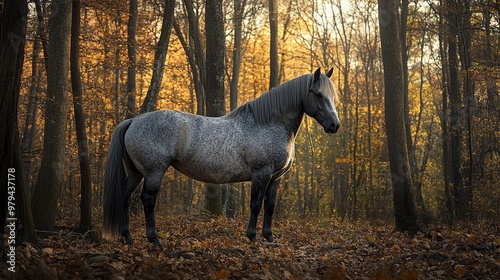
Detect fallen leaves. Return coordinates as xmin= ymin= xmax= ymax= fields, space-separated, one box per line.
xmin=1 ymin=217 xmax=499 ymax=279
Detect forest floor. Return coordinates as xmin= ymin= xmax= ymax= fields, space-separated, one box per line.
xmin=1 ymin=215 xmax=499 ymax=279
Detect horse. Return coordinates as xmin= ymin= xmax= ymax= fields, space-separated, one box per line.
xmin=102 ymin=68 xmax=340 ymax=247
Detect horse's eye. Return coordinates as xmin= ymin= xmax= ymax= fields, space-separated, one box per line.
xmin=315 ymin=92 xmax=323 ymax=98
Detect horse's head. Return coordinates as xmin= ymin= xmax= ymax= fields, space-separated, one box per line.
xmin=303 ymin=68 xmax=341 ymax=133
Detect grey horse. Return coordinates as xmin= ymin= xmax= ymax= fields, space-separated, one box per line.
xmin=102 ymin=68 xmax=340 ymax=246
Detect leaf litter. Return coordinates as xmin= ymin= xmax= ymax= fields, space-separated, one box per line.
xmin=1 ymin=216 xmax=499 ymax=279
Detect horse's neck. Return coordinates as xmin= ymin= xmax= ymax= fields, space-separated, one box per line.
xmin=281 ymin=110 xmax=305 ymax=137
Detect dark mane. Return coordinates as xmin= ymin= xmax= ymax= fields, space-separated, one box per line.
xmin=227 ymin=74 xmax=313 ymax=124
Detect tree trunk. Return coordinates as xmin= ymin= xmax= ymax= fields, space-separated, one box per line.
xmin=126 ymin=0 xmax=137 ymax=118
xmin=400 ymin=0 xmax=416 ymax=177
xmin=71 ymin=0 xmax=92 ymax=232
xmin=140 ymin=0 xmax=175 ymax=113
xmin=446 ymin=0 xmax=463 ymax=221
xmin=437 ymin=1 xmax=453 ymax=225
xmin=269 ymin=0 xmax=279 ymax=88
xmin=378 ymin=0 xmax=420 ymax=233
xmin=413 ymin=26 xmax=429 ymax=217
xmin=114 ymin=27 xmax=121 ymax=123
xmin=226 ymin=0 xmax=246 ymax=218
xmin=31 ymin=0 xmax=72 ymax=231
xmin=352 ymin=85 xmax=359 ymax=221
xmin=230 ymin=0 xmax=244 ymax=111
xmin=457 ymin=0 xmax=473 ymax=220
xmin=0 ymin=0 xmax=39 ymax=254
xmin=34 ymin=0 xmax=48 ymax=73
xmin=204 ymin=0 xmax=225 ymax=216
xmin=21 ymin=35 xmax=41 ymax=188
xmin=174 ymin=0 xmax=205 ymax=115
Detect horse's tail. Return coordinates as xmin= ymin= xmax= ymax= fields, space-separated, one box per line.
xmin=102 ymin=119 xmax=134 ymax=241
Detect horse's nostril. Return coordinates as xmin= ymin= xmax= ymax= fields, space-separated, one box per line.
xmin=331 ymin=122 xmax=340 ymax=133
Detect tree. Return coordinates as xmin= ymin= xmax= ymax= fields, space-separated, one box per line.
xmin=445 ymin=0 xmax=463 ymax=221
xmin=436 ymin=0 xmax=453 ymax=225
xmin=31 ymin=0 xmax=72 ymax=231
xmin=378 ymin=0 xmax=420 ymax=233
xmin=0 ymin=0 xmax=38 ymax=254
xmin=269 ymin=0 xmax=279 ymax=88
xmin=140 ymin=0 xmax=176 ymax=113
xmin=457 ymin=0 xmax=474 ymax=220
xmin=230 ymin=0 xmax=245 ymax=111
xmin=126 ymin=0 xmax=138 ymax=118
xmin=205 ymin=0 xmax=226 ymax=216
xmin=226 ymin=0 xmax=247 ymax=218
xmin=71 ymin=0 xmax=92 ymax=232
xmin=20 ymin=35 xmax=41 ymax=186
xmin=174 ymin=0 xmax=206 ymax=115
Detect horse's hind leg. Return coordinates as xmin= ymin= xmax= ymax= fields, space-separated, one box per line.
xmin=121 ymin=171 xmax=143 ymax=245
xmin=141 ymin=173 xmax=164 ymax=247
xmin=262 ymin=178 xmax=280 ymax=242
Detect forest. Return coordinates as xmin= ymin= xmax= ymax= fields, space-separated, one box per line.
xmin=1 ymin=0 xmax=499 ymax=279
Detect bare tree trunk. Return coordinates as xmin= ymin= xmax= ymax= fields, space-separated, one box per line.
xmin=31 ymin=0 xmax=72 ymax=231
xmin=140 ymin=0 xmax=175 ymax=113
xmin=457 ymin=1 xmax=473 ymax=220
xmin=1 ymin=0 xmax=39 ymax=255
xmin=352 ymin=85 xmax=359 ymax=221
xmin=21 ymin=35 xmax=41 ymax=188
xmin=378 ymin=0 xmax=420 ymax=234
xmin=34 ymin=0 xmax=48 ymax=73
xmin=437 ymin=0 xmax=453 ymax=225
xmin=230 ymin=0 xmax=244 ymax=111
xmin=269 ymin=0 xmax=279 ymax=88
xmin=295 ymin=163 xmax=303 ymax=216
xmin=205 ymin=0 xmax=225 ymax=216
xmin=225 ymin=0 xmax=246 ymax=219
xmin=413 ymin=26 xmax=430 ymax=218
xmin=400 ymin=0 xmax=416 ymax=176
xmin=446 ymin=0 xmax=463 ymax=221
xmin=126 ymin=0 xmax=137 ymax=118
xmin=114 ymin=41 xmax=121 ymax=122
xmin=173 ymin=0 xmax=205 ymax=115
xmin=71 ymin=0 xmax=92 ymax=232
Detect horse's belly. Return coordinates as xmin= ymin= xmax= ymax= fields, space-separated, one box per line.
xmin=171 ymin=158 xmax=251 ymax=184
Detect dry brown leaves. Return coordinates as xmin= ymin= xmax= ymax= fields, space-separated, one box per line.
xmin=1 ymin=216 xmax=499 ymax=279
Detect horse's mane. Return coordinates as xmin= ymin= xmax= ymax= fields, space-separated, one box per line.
xmin=227 ymin=74 xmax=313 ymax=124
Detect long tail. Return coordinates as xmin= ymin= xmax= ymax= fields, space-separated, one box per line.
xmin=102 ymin=119 xmax=133 ymax=241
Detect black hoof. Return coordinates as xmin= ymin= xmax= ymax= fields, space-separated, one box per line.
xmin=247 ymin=233 xmax=258 ymax=243
xmin=120 ymin=233 xmax=134 ymax=245
xmin=148 ymin=237 xmax=163 ymax=248
xmin=264 ymin=235 xmax=275 ymax=243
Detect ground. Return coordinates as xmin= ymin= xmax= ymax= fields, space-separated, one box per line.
xmin=1 ymin=215 xmax=499 ymax=279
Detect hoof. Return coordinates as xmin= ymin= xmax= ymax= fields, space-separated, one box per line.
xmin=120 ymin=233 xmax=134 ymax=245
xmin=264 ymin=235 xmax=275 ymax=243
xmin=148 ymin=237 xmax=163 ymax=248
xmin=263 ymin=229 xmax=274 ymax=242
xmin=247 ymin=234 xmax=258 ymax=243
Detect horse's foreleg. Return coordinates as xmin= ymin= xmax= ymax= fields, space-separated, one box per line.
xmin=262 ymin=178 xmax=279 ymax=242
xmin=121 ymin=172 xmax=143 ymax=245
xmin=141 ymin=176 xmax=163 ymax=247
xmin=246 ymin=171 xmax=272 ymax=242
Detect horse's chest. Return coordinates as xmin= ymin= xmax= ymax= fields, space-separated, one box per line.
xmin=246 ymin=133 xmax=295 ymax=171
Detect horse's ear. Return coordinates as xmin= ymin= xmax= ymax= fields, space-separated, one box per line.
xmin=326 ymin=67 xmax=333 ymax=78
xmin=313 ymin=68 xmax=321 ymax=82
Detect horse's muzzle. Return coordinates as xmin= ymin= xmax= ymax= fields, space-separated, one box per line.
xmin=323 ymin=120 xmax=340 ymax=134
